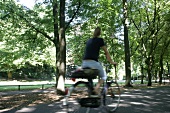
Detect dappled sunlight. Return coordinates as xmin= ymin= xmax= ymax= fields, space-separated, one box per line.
xmin=117 ymin=86 xmax=170 ymax=113
xmin=143 ymin=95 xmax=153 ymax=99
xmin=48 ymin=104 xmax=55 ymax=107
xmin=130 ymin=101 xmax=148 ymax=106
xmin=167 ymin=94 xmax=170 ymax=97
xmin=16 ymin=107 xmax=36 ymax=112
xmin=1 ymin=86 xmax=170 ymax=113
xmin=119 ymin=103 xmax=131 ymax=107
xmin=135 ymin=107 xmax=153 ymax=112
xmin=0 ymin=92 xmax=63 ymax=112
xmin=121 ymin=94 xmax=144 ymax=99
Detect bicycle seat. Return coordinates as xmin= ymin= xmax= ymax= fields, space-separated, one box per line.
xmin=70 ymin=68 xmax=99 ymax=79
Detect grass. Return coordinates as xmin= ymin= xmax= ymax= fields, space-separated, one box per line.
xmin=0 ymin=80 xmax=166 ymax=92
xmin=0 ymin=82 xmax=94 ymax=92
xmin=0 ymin=84 xmax=79 ymax=92
xmin=0 ymin=84 xmax=55 ymax=92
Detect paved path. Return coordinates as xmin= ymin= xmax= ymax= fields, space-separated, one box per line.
xmin=1 ymin=86 xmax=170 ymax=113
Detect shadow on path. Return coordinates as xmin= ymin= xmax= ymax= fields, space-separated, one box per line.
xmin=118 ymin=86 xmax=170 ymax=113
xmin=2 ymin=86 xmax=170 ymax=113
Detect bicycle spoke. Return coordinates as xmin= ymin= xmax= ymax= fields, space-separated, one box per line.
xmin=63 ymin=82 xmax=91 ymax=113
xmin=102 ymin=82 xmax=121 ymax=112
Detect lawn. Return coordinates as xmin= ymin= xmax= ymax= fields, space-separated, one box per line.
xmin=0 ymin=80 xmax=150 ymax=92
xmin=0 ymin=84 xmax=55 ymax=91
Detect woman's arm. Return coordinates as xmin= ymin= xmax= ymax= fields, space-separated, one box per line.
xmin=101 ymin=46 xmax=117 ymax=65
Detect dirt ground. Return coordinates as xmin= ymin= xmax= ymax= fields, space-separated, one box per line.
xmin=0 ymin=89 xmax=63 ymax=111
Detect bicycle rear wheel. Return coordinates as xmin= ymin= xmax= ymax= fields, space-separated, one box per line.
xmin=63 ymin=81 xmax=91 ymax=113
xmin=102 ymin=81 xmax=120 ymax=112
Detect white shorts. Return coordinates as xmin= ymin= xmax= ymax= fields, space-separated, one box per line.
xmin=82 ymin=60 xmax=107 ymax=80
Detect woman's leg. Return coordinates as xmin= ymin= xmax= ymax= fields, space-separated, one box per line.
xmin=82 ymin=60 xmax=107 ymax=94
xmin=94 ymin=79 xmax=104 ymax=94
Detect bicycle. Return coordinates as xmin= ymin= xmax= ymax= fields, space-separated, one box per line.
xmin=62 ymin=64 xmax=121 ymax=113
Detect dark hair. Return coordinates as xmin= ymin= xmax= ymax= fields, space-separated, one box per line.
xmin=93 ymin=27 xmax=101 ymax=37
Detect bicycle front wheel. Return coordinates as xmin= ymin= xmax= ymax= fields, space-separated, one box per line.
xmin=63 ymin=81 xmax=91 ymax=113
xmin=102 ymin=81 xmax=121 ymax=112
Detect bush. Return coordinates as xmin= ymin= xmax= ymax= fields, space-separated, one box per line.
xmin=0 ymin=72 xmax=7 ymax=80
xmin=12 ymin=63 xmax=55 ymax=80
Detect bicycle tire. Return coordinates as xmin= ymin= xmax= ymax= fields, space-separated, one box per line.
xmin=63 ymin=81 xmax=91 ymax=113
xmin=102 ymin=81 xmax=120 ymax=112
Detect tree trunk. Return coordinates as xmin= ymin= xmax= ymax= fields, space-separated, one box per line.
xmin=147 ymin=68 xmax=152 ymax=86
xmin=159 ymin=56 xmax=163 ymax=84
xmin=154 ymin=70 xmax=158 ymax=83
xmin=52 ymin=0 xmax=80 ymax=94
xmin=53 ymin=0 xmax=59 ymax=85
xmin=7 ymin=71 xmax=12 ymax=80
xmin=167 ymin=62 xmax=170 ymax=74
xmin=141 ymin=65 xmax=144 ymax=84
xmin=56 ymin=0 xmax=66 ymax=93
xmin=146 ymin=57 xmax=152 ymax=86
xmin=53 ymin=0 xmax=66 ymax=94
xmin=53 ymin=0 xmax=59 ymax=90
xmin=123 ymin=0 xmax=132 ymax=87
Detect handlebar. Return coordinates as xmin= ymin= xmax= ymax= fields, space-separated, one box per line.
xmin=103 ymin=64 xmax=117 ymax=69
xmin=104 ymin=63 xmax=117 ymax=81
xmin=103 ymin=64 xmax=110 ymax=67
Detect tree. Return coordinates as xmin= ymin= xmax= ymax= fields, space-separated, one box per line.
xmin=1 ymin=0 xmax=170 ymax=89
xmin=123 ymin=0 xmax=132 ymax=87
xmin=53 ymin=0 xmax=82 ymax=93
xmin=0 ymin=0 xmax=55 ymax=79
xmin=128 ymin=0 xmax=170 ymax=86
xmin=1 ymin=0 xmax=81 ymax=93
xmin=53 ymin=0 xmax=66 ymax=92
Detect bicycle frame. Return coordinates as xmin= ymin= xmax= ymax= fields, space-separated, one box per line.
xmin=62 ymin=65 xmax=120 ymax=113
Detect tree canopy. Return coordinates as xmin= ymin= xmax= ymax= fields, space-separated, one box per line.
xmin=0 ymin=0 xmax=170 ymax=89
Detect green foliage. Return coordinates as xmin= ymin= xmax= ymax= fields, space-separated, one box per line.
xmin=0 ymin=0 xmax=170 ymax=83
xmin=129 ymin=0 xmax=170 ymax=67
xmin=66 ymin=0 xmax=123 ymax=65
xmin=12 ymin=62 xmax=55 ymax=80
xmin=0 ymin=0 xmax=55 ymax=73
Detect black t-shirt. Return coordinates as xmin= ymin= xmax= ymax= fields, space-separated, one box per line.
xmin=83 ymin=37 xmax=105 ymax=61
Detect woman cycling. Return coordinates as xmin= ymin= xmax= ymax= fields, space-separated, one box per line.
xmin=82 ymin=27 xmax=117 ymax=95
